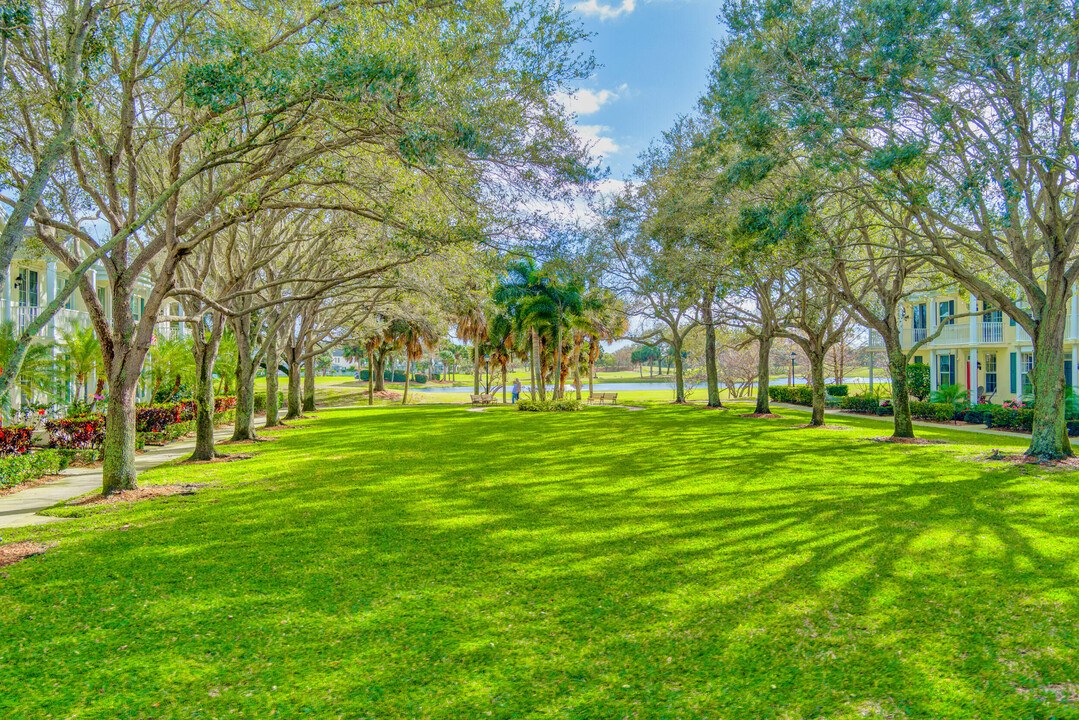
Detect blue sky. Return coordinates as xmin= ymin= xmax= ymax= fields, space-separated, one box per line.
xmin=557 ymin=0 xmax=725 ymax=183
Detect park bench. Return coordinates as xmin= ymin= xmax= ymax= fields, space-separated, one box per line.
xmin=470 ymin=393 xmax=496 ymax=405
xmin=588 ymin=392 xmax=618 ymax=405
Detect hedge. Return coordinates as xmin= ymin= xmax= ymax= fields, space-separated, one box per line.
xmin=139 ymin=409 xmax=235 ymax=446
xmin=909 ymin=401 xmax=956 ymax=423
xmin=358 ymin=370 xmax=427 ymax=383
xmin=517 ymin=399 xmax=583 ymax=412
xmin=826 ymin=384 xmax=849 ymax=397
xmin=839 ymin=396 xmax=879 ymax=413
xmin=985 ymin=406 xmax=1035 ymax=432
xmin=767 ymin=386 xmax=813 ymax=405
xmin=962 ymin=404 xmax=998 ymax=425
xmin=0 ymin=449 xmax=68 ymax=488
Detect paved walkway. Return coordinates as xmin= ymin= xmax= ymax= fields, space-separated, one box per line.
xmin=0 ymin=422 xmax=259 ymax=530
xmin=770 ymin=403 xmax=1031 ymax=439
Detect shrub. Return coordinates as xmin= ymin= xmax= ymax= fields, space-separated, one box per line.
xmin=839 ymin=395 xmax=879 ymax=413
xmin=826 ymin=384 xmax=849 ymax=397
xmin=214 ymin=396 xmax=237 ymax=412
xmin=517 ymin=399 xmax=583 ymax=412
xmin=909 ymin=401 xmax=955 ymax=423
xmin=412 ymin=373 xmax=427 ymax=384
xmin=1068 ymin=420 xmax=1079 ymax=437
xmin=0 ymin=449 xmax=67 ymax=488
xmin=135 ymin=401 xmax=196 ymax=433
xmin=0 ymin=425 xmax=33 ymax=455
xmin=985 ymin=405 xmax=1035 ymax=432
xmin=767 ymin=386 xmax=813 ymax=405
xmin=46 ymin=416 xmax=106 ymax=449
xmin=906 ymin=363 xmax=930 ymax=401
xmin=253 ymin=391 xmax=285 ymax=413
xmin=359 ymin=370 xmax=410 ymax=383
xmin=962 ymin=404 xmax=998 ymax=425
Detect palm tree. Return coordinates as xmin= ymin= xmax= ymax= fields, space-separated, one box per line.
xmin=146 ymin=334 xmax=195 ymax=401
xmin=0 ymin=321 xmax=57 ymax=412
xmin=584 ymin=290 xmax=627 ymax=397
xmin=486 ymin=312 xmax=516 ymax=403
xmin=389 ymin=319 xmax=438 ymax=405
xmin=58 ymin=325 xmax=102 ymax=404
xmin=455 ymin=306 xmax=487 ymax=395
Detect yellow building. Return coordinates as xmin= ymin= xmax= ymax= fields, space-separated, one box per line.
xmin=5 ymin=252 xmax=185 ymax=407
xmin=869 ymin=291 xmax=1078 ymax=403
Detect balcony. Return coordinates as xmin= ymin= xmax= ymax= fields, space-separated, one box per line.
xmin=978 ymin=321 xmax=1003 ymax=344
xmin=7 ymin=304 xmax=90 ymax=338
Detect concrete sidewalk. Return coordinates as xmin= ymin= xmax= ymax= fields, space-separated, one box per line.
xmin=770 ymin=402 xmax=1032 ymax=439
xmin=0 ymin=423 xmax=255 ymax=529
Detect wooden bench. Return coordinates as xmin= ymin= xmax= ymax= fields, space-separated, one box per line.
xmin=588 ymin=392 xmax=618 ymax=405
xmin=470 ymin=393 xmax=496 ymax=405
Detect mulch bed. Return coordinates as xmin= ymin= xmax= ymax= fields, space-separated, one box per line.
xmin=985 ymin=451 xmax=1079 ymax=468
xmin=795 ymin=424 xmax=849 ymax=430
xmin=868 ymin=436 xmax=948 ymax=445
xmin=0 ymin=474 xmax=65 ymax=497
xmin=372 ymin=391 xmax=402 ymax=401
xmin=0 ymin=541 xmax=53 ymax=568
xmin=67 ymin=483 xmax=205 ymax=508
xmin=738 ymin=413 xmax=785 ymax=419
xmin=182 ymin=454 xmax=251 ymax=465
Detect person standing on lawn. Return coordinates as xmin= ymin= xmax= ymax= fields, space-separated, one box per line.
xmin=512 ymin=378 xmax=522 ymax=404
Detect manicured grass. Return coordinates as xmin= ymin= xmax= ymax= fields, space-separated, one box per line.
xmin=1 ymin=405 xmax=1077 ymax=718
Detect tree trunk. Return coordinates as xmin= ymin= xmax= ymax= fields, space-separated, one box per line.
xmin=403 ymin=357 xmax=412 ymax=405
xmin=887 ymin=344 xmax=915 ymax=439
xmin=809 ymin=350 xmax=826 ymax=426
xmin=472 ymin=344 xmax=481 ymax=395
xmin=232 ymin=353 xmax=258 ymax=442
xmin=190 ymin=322 xmax=224 ymax=461
xmin=573 ymin=345 xmax=582 ymax=401
xmin=264 ymin=330 xmax=280 ymax=428
xmin=502 ymin=364 xmax=508 ymax=404
xmin=303 ymin=354 xmax=316 ymax=412
xmin=374 ymin=353 xmax=386 ymax=392
xmin=101 ymin=368 xmax=138 ymax=495
xmin=703 ymin=292 xmax=722 ymax=407
xmin=532 ymin=330 xmax=545 ymax=401
xmin=286 ymin=360 xmax=303 ymax=419
xmin=1028 ymin=303 xmax=1072 ymax=459
xmin=672 ymin=339 xmax=686 ymax=403
xmin=754 ymin=335 xmax=773 ymax=414
xmin=554 ymin=322 xmax=563 ymax=400
xmin=367 ymin=351 xmax=375 ymax=405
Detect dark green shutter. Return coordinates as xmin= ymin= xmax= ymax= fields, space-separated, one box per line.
xmin=1010 ymin=352 xmax=1017 ymax=393
xmin=1010 ymin=315 xmax=1015 ymax=326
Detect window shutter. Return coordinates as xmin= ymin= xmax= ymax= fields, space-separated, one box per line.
xmin=1009 ymin=315 xmax=1015 ymax=327
xmin=1010 ymin=352 xmax=1017 ymax=393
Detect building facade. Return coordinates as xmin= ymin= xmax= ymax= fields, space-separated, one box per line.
xmin=868 ymin=291 xmax=1079 ymax=403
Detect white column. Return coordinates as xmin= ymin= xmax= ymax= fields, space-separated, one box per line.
xmin=45 ymin=261 xmax=56 ymax=338
xmin=970 ymin=347 xmax=978 ymax=400
xmin=969 ymin=292 xmax=978 ymax=344
xmin=930 ymin=349 xmax=937 ymax=392
xmin=1071 ymin=291 xmax=1078 ymax=340
xmin=1073 ymin=345 xmax=1078 ymax=389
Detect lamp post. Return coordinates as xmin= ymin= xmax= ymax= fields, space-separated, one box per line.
xmin=789 ymin=351 xmax=796 ymax=387
xmin=484 ymin=353 xmax=490 ymax=392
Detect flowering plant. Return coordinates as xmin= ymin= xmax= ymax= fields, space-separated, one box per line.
xmin=1003 ymin=399 xmax=1026 ymax=410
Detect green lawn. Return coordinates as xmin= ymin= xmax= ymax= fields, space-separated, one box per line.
xmin=2 ymin=405 xmax=1077 ymax=718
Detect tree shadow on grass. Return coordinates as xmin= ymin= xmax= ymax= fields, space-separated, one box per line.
xmin=1 ymin=405 xmax=1076 ymax=718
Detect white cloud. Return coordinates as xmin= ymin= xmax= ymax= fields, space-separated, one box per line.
xmin=572 ymin=0 xmax=636 ymax=20
xmin=578 ymin=124 xmax=620 ymax=158
xmin=553 ymin=84 xmax=629 ymax=116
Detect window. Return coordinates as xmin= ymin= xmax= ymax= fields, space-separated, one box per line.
xmin=985 ymin=354 xmax=997 ymax=394
xmin=913 ymin=355 xmax=923 ymax=365
xmin=938 ymin=299 xmax=955 ymax=326
xmin=938 ymin=353 xmax=955 ymax=386
xmin=1022 ymin=352 xmax=1034 ymax=394
xmin=58 ymin=274 xmax=73 ymax=309
xmin=18 ymin=269 xmax=38 ymax=307
xmin=912 ymin=304 xmax=927 ymax=342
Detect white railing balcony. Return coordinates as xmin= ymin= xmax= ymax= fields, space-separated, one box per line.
xmin=54 ymin=308 xmax=90 ymax=336
xmin=978 ymin=321 xmax=1003 ymax=344
xmin=912 ymin=327 xmax=928 ymax=344
xmin=10 ymin=304 xmax=39 ymax=335
xmin=932 ymin=323 xmax=965 ymax=345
